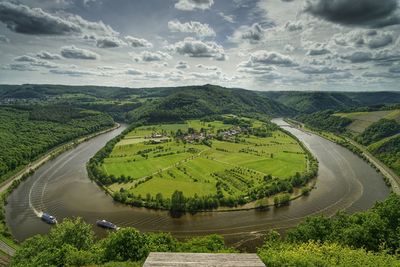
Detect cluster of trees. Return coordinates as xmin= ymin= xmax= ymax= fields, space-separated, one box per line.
xmin=0 ymin=106 xmax=114 ymax=183
xmin=112 ymin=190 xmax=226 ymax=213
xmin=356 ymin=118 xmax=400 ymax=146
xmin=259 ymin=193 xmax=400 ymax=266
xmin=11 ymin=218 xmax=233 ymax=267
xmin=287 ymin=193 xmax=400 ymax=253
xmin=297 ymin=110 xmax=352 ymax=133
xmin=370 ymin=135 xmax=400 ymax=176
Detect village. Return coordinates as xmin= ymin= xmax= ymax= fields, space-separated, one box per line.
xmin=145 ymin=126 xmax=243 ymax=144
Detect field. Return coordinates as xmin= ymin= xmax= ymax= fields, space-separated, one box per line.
xmin=100 ymin=118 xmax=308 ymax=202
xmin=335 ymin=109 xmax=400 ymax=134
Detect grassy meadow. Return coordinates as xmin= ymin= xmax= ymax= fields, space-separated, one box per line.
xmin=100 ymin=118 xmax=307 ymax=200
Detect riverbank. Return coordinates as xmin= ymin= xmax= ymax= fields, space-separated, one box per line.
xmin=0 ymin=123 xmax=120 ymax=257
xmin=285 ymin=118 xmax=400 ymax=195
xmin=89 ymin=118 xmax=318 ymax=214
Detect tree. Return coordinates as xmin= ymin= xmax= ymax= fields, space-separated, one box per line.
xmin=101 ymin=228 xmax=149 ymax=262
xmin=171 ymin=190 xmax=186 ymax=212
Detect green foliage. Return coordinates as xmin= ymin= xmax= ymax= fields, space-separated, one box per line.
xmin=356 ymin=119 xmax=400 ymax=145
xmin=297 ymin=110 xmax=352 ymax=133
xmin=12 ymin=218 xmax=96 ymax=267
xmin=287 ymin=194 xmax=400 ymax=254
xmin=370 ymin=135 xmax=400 ymax=176
xmin=127 ymin=85 xmax=294 ymax=123
xmin=0 ymin=106 xmax=114 ymax=182
xmin=101 ymin=228 xmax=148 ymax=262
xmin=258 ymin=239 xmax=400 ymax=267
xmin=12 ymin=218 xmax=233 ymax=266
xmin=263 ymin=91 xmax=400 ymax=113
xmin=178 ymin=235 xmax=234 ymax=253
xmin=171 ymin=190 xmax=186 ymax=212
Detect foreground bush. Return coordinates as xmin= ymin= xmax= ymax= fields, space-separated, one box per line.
xmin=258 ymin=240 xmax=400 ymax=267
xmin=11 ymin=218 xmax=233 ymax=267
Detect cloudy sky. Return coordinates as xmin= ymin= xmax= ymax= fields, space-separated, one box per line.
xmin=0 ymin=0 xmax=399 ymax=91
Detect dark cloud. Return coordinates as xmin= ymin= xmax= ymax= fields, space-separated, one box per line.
xmin=389 ymin=65 xmax=400 ymax=73
xmin=96 ymin=37 xmax=125 ymax=48
xmin=305 ymin=0 xmax=400 ymax=27
xmin=0 ymin=2 xmax=117 ymax=36
xmin=60 ymin=45 xmax=100 ymax=60
xmin=341 ymin=51 xmax=373 ymax=63
xmin=0 ymin=2 xmax=80 ymax=34
xmin=12 ymin=55 xmax=59 ymax=69
xmin=175 ymin=61 xmax=189 ymax=69
xmin=367 ymin=33 xmax=393 ymax=48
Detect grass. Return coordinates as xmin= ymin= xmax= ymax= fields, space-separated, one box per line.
xmin=335 ymin=109 xmax=400 ymax=134
xmin=102 ymin=119 xmax=307 ymax=200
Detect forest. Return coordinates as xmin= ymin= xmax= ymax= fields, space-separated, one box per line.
xmin=0 ymin=105 xmax=114 ymax=183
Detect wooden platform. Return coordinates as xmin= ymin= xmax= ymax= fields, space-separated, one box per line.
xmin=143 ymin=252 xmax=266 ymax=267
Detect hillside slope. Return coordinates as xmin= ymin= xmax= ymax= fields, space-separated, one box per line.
xmin=335 ymin=109 xmax=400 ymax=134
xmin=262 ymin=91 xmax=400 ymax=113
xmin=127 ymin=85 xmax=294 ymax=123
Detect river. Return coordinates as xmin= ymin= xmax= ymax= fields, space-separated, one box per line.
xmin=5 ymin=119 xmax=390 ymax=251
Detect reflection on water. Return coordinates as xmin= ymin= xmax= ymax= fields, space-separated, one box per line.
xmin=6 ymin=119 xmax=390 ymax=251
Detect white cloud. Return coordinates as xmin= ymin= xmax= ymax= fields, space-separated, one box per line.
xmin=174 ymin=0 xmax=214 ymax=11
xmin=60 ymin=45 xmax=100 ymax=60
xmin=132 ymin=51 xmax=171 ymax=62
xmin=36 ymin=51 xmax=62 ymax=60
xmin=96 ymin=37 xmax=126 ymax=48
xmin=169 ymin=37 xmax=226 ymax=60
xmin=219 ymin=12 xmax=235 ymax=23
xmin=284 ymin=21 xmax=303 ymax=31
xmin=168 ymin=20 xmax=215 ymax=37
xmin=306 ymin=42 xmax=331 ymax=56
xmin=125 ymin=36 xmax=153 ymax=48
xmin=239 ymin=51 xmax=298 ymax=70
xmin=230 ymin=23 xmax=265 ymax=44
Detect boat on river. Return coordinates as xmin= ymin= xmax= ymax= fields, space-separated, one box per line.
xmin=41 ymin=213 xmax=57 ymax=224
xmin=96 ymin=219 xmax=118 ymax=230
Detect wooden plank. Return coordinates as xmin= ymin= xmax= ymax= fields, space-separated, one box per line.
xmin=143 ymin=252 xmax=266 ymax=267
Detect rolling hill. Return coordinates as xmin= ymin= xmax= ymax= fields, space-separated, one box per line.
xmin=262 ymin=91 xmax=400 ymax=113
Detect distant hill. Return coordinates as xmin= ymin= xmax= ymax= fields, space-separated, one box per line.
xmin=127 ymin=85 xmax=294 ymax=123
xmin=0 ymin=84 xmax=294 ymax=123
xmin=262 ymin=91 xmax=400 ymax=113
xmin=1 ymin=84 xmax=399 ymax=122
